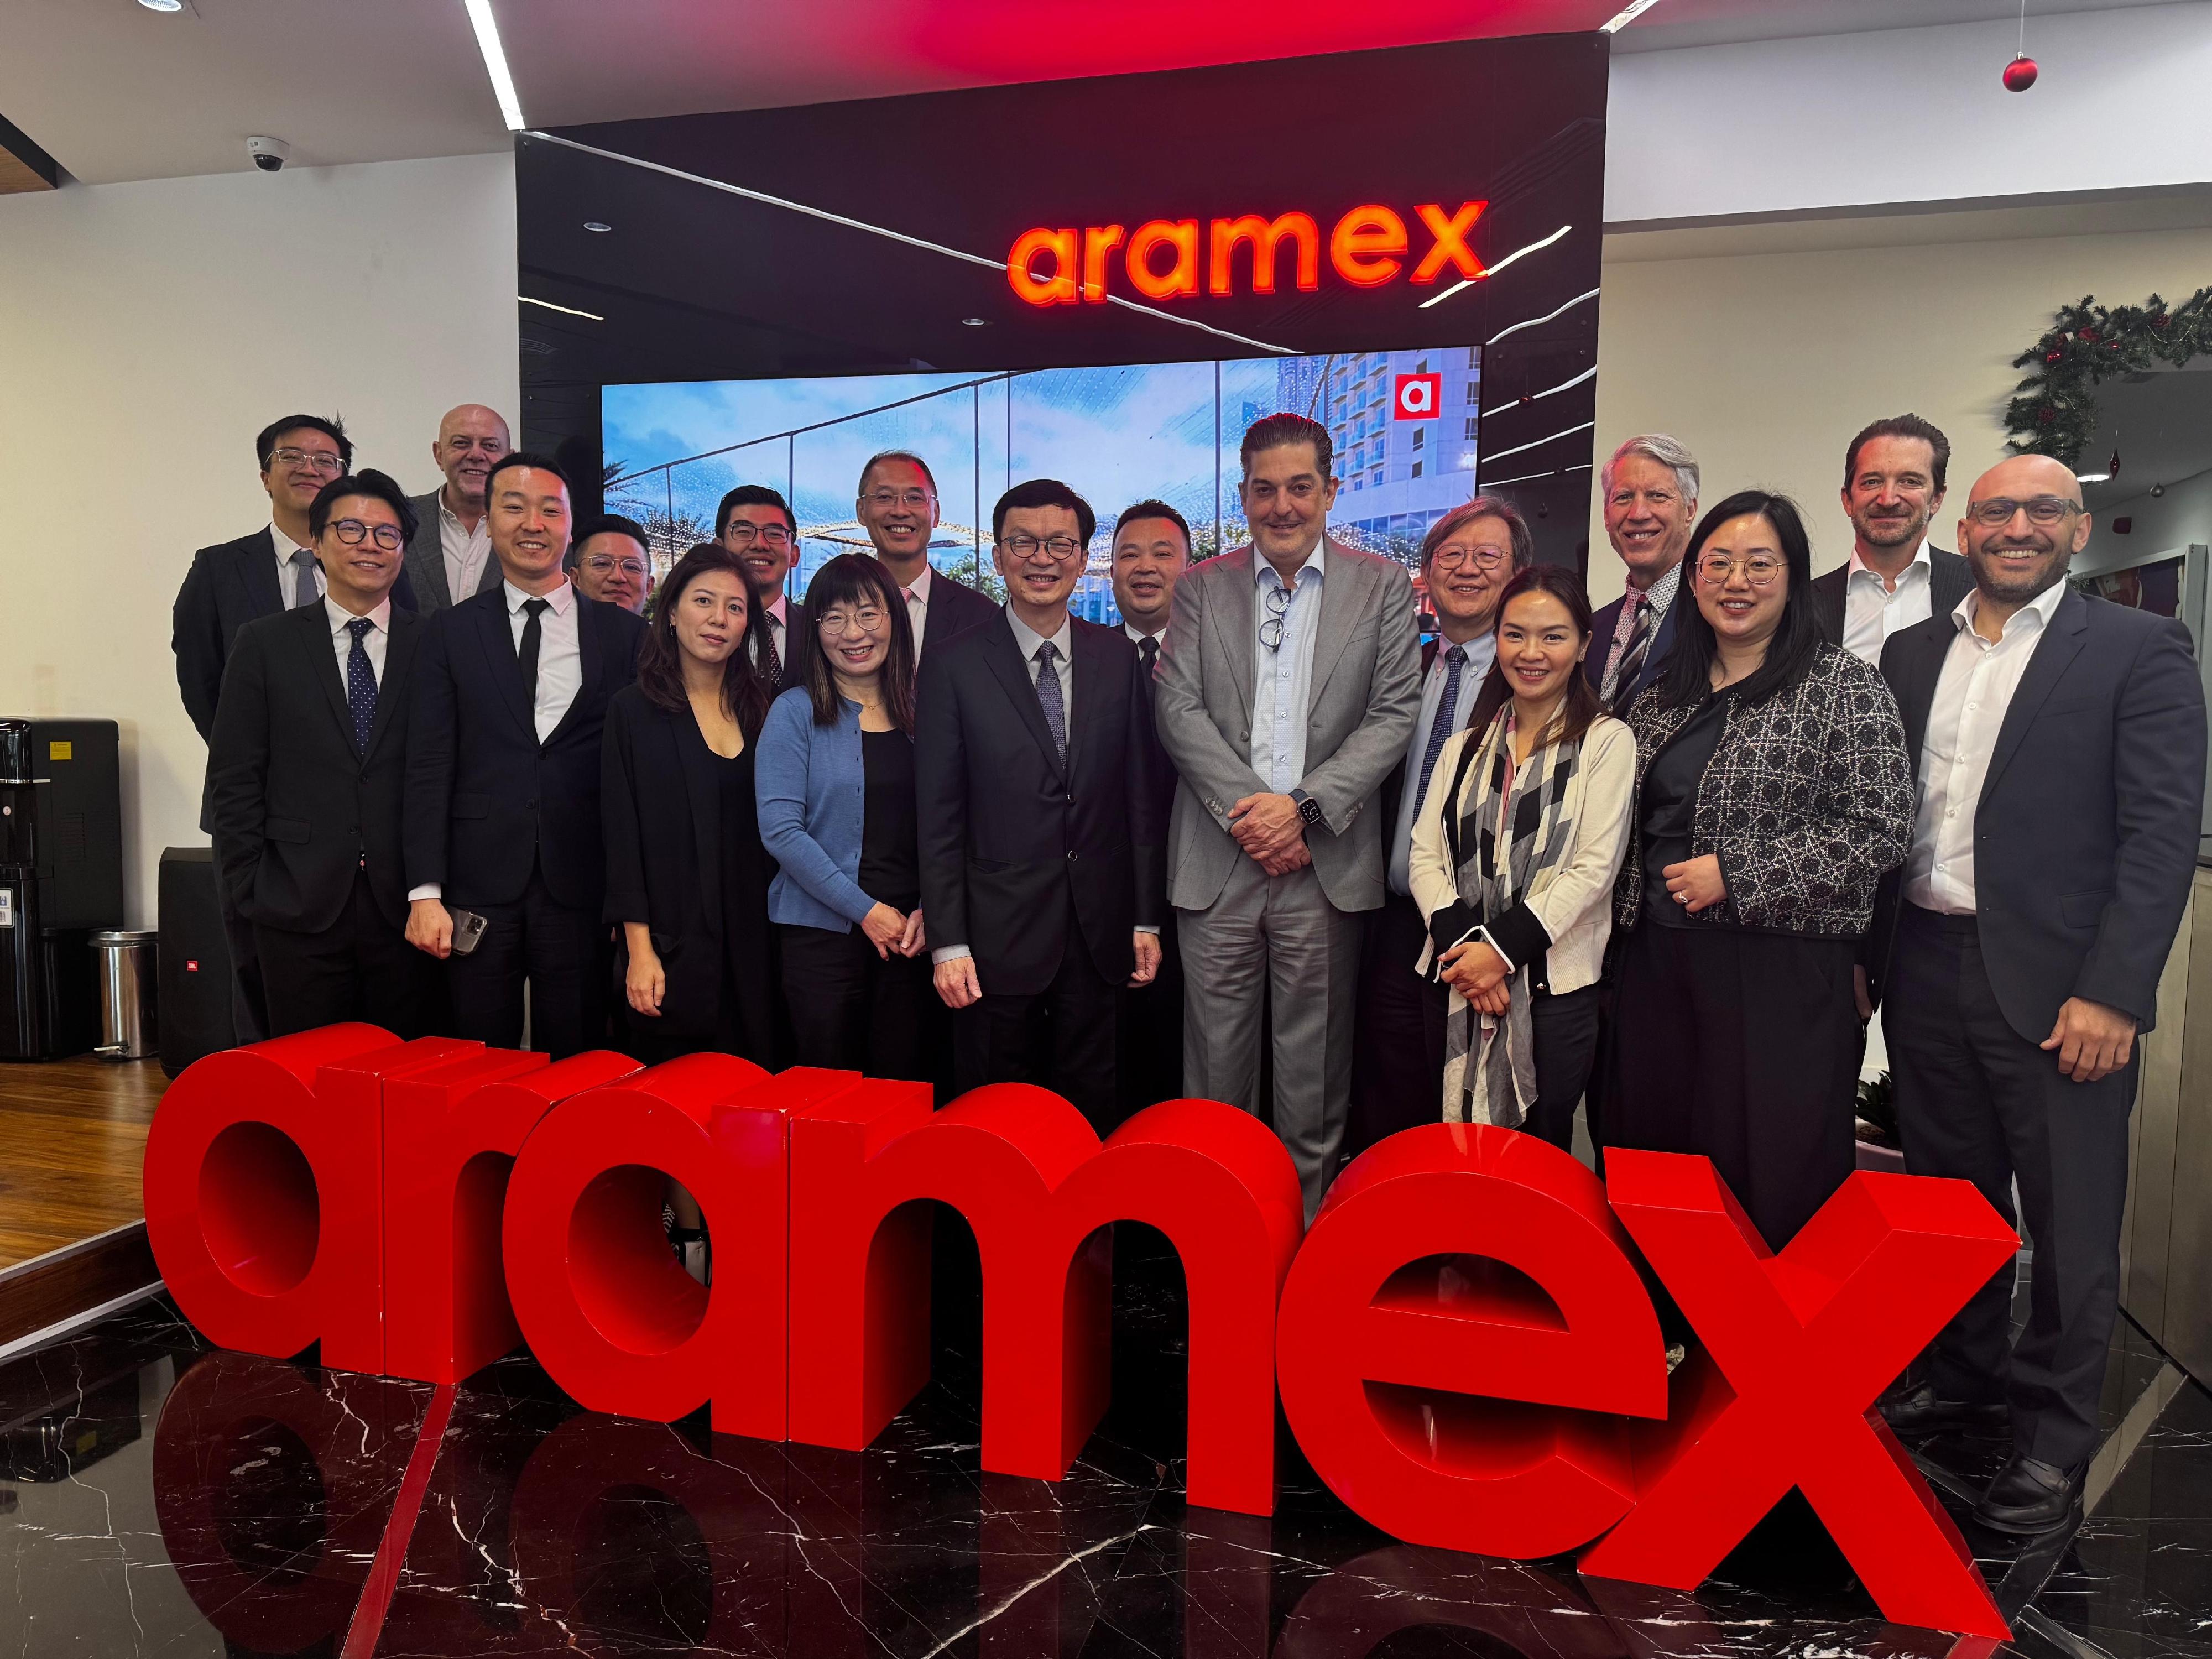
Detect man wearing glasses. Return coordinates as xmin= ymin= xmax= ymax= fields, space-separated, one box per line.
xmin=915 ymin=479 xmax=1164 ymax=1130
xmin=1348 ymin=496 xmax=1531 ymax=1158
xmin=174 ymin=414 xmax=416 ymax=1041
xmin=403 ymin=404 xmax=512 ymax=613
xmin=205 ymin=469 xmax=437 ymax=1038
xmin=854 ymin=450 xmax=997 ymax=661
xmin=570 ymin=514 xmax=654 ymax=615
xmin=716 ymin=486 xmax=802 ymax=685
xmin=1874 ymin=453 xmax=2205 ymax=1535
xmin=1154 ymin=413 xmax=1422 ymax=1220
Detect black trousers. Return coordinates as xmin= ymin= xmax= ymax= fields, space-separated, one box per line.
xmin=1608 ymin=923 xmax=1861 ymax=1252
xmin=254 ymin=868 xmax=436 ymax=1041
xmin=1885 ymin=903 xmax=2134 ymax=1471
xmin=780 ymin=922 xmax=933 ymax=1085
xmin=1347 ymin=892 xmax=1448 ymax=1159
xmin=957 ymin=924 xmax=1119 ymax=1134
xmin=1519 ymin=984 xmax=1603 ymax=1153
xmin=445 ymin=862 xmax=603 ymax=1060
xmin=1117 ymin=909 xmax=1184 ymax=1118
xmin=216 ymin=871 xmax=267 ymax=1045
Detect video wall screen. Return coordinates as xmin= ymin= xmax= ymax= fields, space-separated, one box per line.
xmin=606 ymin=343 xmax=1483 ymax=623
xmin=523 ymin=31 xmax=1608 ymax=565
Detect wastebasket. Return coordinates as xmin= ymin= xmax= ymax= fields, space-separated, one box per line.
xmin=91 ymin=929 xmax=158 ymax=1061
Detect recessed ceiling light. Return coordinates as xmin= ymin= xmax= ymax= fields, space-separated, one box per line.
xmin=961 ymin=317 xmax=990 ymax=327
xmin=137 ymin=0 xmax=187 ymax=12
xmin=583 ymin=221 xmax=612 ymax=233
xmin=2075 ymin=471 xmax=2112 ymax=484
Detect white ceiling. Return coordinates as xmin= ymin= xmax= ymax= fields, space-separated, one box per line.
xmin=0 ymin=0 xmax=2187 ymax=187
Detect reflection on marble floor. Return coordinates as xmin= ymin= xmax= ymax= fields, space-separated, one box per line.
xmin=0 ymin=1232 xmax=2205 ymax=1659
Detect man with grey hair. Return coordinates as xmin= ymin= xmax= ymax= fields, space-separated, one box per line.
xmin=1348 ymin=495 xmax=1533 ymax=1157
xmin=1585 ymin=434 xmax=1700 ymax=711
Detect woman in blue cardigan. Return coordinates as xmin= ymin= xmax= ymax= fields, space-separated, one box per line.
xmin=757 ymin=554 xmax=934 ymax=1081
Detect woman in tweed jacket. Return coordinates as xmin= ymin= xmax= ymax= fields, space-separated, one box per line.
xmin=1608 ymin=490 xmax=1914 ymax=1251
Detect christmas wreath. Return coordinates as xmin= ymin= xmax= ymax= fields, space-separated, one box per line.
xmin=2004 ymin=287 xmax=2212 ymax=467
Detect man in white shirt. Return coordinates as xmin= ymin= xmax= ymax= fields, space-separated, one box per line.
xmin=1811 ymin=414 xmax=1973 ymax=663
xmin=855 ymin=450 xmax=997 ymax=662
xmin=401 ymin=404 xmax=512 ymax=613
xmin=207 ymin=468 xmax=436 ymax=1038
xmin=1875 ymin=453 xmax=2206 ymax=1534
xmin=1349 ymin=496 xmax=1530 ymax=1157
xmin=717 ymin=485 xmax=804 ymax=688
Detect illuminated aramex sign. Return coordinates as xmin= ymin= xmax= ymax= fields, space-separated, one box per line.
xmin=1006 ymin=202 xmax=1490 ymax=304
xmin=145 ymin=1027 xmax=2020 ymax=1639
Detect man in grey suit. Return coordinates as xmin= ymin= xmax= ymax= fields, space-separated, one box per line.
xmin=1154 ymin=413 xmax=1422 ymax=1219
xmin=403 ymin=403 xmax=512 ymax=612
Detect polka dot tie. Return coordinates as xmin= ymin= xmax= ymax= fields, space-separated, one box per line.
xmin=345 ymin=617 xmax=377 ymax=754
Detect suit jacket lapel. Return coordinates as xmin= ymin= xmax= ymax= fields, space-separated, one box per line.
xmin=982 ymin=615 xmax=1067 ymax=782
xmin=364 ymin=608 xmax=420 ymax=761
xmin=547 ymin=599 xmax=599 ymax=745
xmin=476 ymin=594 xmax=537 ymax=742
xmin=242 ymin=535 xmax=284 ymax=617
xmin=1208 ymin=546 xmax=1256 ymax=727
xmin=1306 ymin=539 xmax=1363 ymax=713
xmin=1892 ymin=622 xmax=1952 ymax=762
xmin=291 ymin=602 xmax=356 ymax=756
xmin=1981 ymin=588 xmax=2088 ymax=801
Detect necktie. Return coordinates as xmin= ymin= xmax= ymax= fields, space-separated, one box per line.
xmin=1138 ymin=635 xmax=1159 ymax=677
xmin=760 ymin=613 xmax=784 ymax=688
xmin=1033 ymin=641 xmax=1067 ymax=761
xmin=288 ymin=548 xmax=320 ymax=609
xmin=1411 ymin=645 xmax=1468 ymax=821
xmin=345 ymin=618 xmax=377 ymax=754
xmin=518 ymin=598 xmax=550 ymax=714
xmin=1608 ymin=593 xmax=1654 ymax=710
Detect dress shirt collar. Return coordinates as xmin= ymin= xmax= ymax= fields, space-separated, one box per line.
xmin=1627 ymin=556 xmax=1682 ymax=613
xmin=269 ymin=521 xmax=312 ymax=557
xmin=1952 ymin=576 xmax=2065 ymax=643
xmin=1256 ymin=539 xmax=1328 ymax=591
xmin=763 ymin=593 xmax=787 ymax=624
xmin=1004 ymin=604 xmax=1073 ymax=664
xmin=436 ymin=492 xmax=481 ymax=533
xmin=1847 ymin=538 xmax=1931 ymax=588
xmin=325 ymin=595 xmax=392 ymax=637
xmin=504 ymin=576 xmax=575 ymax=617
xmin=902 ymin=562 xmax=934 ymax=608
xmin=1124 ymin=620 xmax=1165 ymax=646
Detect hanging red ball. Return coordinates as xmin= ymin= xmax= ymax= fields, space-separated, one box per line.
xmin=2004 ymin=55 xmax=2039 ymax=92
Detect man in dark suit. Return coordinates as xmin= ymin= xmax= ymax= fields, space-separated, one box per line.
xmin=1810 ymin=413 xmax=1974 ymax=662
xmin=1109 ymin=499 xmax=1192 ymax=1115
xmin=1875 ymin=453 xmax=2206 ymax=1533
xmin=718 ymin=485 xmax=806 ymax=691
xmin=207 ymin=469 xmax=438 ymax=1038
xmin=1584 ymin=434 xmax=1698 ymax=714
xmin=401 ymin=404 xmax=512 ymax=614
xmin=570 ymin=513 xmax=653 ymax=613
xmin=403 ymin=453 xmax=648 ymax=1058
xmin=856 ymin=450 xmax=998 ymax=662
xmin=1349 ymin=495 xmax=1530 ymax=1159
xmin=917 ymin=479 xmax=1165 ymax=1131
xmin=174 ymin=414 xmax=418 ymax=1043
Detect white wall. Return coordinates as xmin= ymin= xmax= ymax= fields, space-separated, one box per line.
xmin=0 ymin=152 xmax=518 ymax=926
xmin=1606 ymin=3 xmax=2212 ymax=227
xmin=1587 ymin=212 xmax=2212 ymax=606
xmin=2100 ymin=467 xmax=2212 ymax=557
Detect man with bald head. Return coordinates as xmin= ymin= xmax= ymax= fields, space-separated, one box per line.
xmin=1874 ymin=452 xmax=2205 ymax=1533
xmin=403 ymin=403 xmax=513 ymax=612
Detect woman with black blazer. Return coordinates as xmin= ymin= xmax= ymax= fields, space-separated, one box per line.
xmin=601 ymin=542 xmax=778 ymax=1070
xmin=1607 ymin=492 xmax=1915 ymax=1252
xmin=755 ymin=554 xmax=933 ymax=1081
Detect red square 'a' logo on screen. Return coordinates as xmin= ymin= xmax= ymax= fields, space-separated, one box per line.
xmin=1393 ymin=373 xmax=1442 ymax=420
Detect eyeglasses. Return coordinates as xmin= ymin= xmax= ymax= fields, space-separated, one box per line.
xmin=1695 ymin=552 xmax=1783 ymax=587
xmin=723 ymin=524 xmax=792 ymax=548
xmin=330 ymin=518 xmax=403 ymax=551
xmin=1965 ymin=496 xmax=2083 ymax=528
xmin=1001 ymin=535 xmax=1083 ymax=562
xmin=581 ymin=554 xmax=647 ymax=576
xmin=1432 ymin=544 xmax=1510 ymax=573
xmin=865 ymin=488 xmax=933 ymax=511
xmin=819 ymin=607 xmax=888 ymax=635
xmin=271 ymin=447 xmax=344 ymax=474
xmin=1259 ymin=581 xmax=1294 ymax=651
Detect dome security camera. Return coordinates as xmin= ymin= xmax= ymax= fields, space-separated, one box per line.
xmin=247 ymin=135 xmax=291 ymax=173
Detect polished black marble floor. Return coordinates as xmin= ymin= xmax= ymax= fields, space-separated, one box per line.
xmin=0 ymin=1231 xmax=2206 ymax=1659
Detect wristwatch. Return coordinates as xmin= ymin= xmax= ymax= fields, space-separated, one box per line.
xmin=1290 ymin=787 xmax=1324 ymax=827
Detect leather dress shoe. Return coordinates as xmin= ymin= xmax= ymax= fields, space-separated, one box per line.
xmin=1879 ymin=1380 xmax=2009 ymax=1437
xmin=1975 ymin=1452 xmax=2083 ymax=1535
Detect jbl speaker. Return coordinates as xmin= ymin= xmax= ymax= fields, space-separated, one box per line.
xmin=158 ymin=847 xmax=234 ymax=1078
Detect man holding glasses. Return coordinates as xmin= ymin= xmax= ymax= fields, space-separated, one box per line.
xmin=1875 ymin=453 xmax=2206 ymax=1533
xmin=1348 ymin=497 xmax=1532 ymax=1156
xmin=717 ymin=485 xmax=803 ymax=687
xmin=570 ymin=514 xmax=654 ymax=614
xmin=915 ymin=479 xmax=1164 ymax=1131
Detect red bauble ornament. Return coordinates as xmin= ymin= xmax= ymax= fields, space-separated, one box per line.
xmin=2004 ymin=54 xmax=2039 ymax=91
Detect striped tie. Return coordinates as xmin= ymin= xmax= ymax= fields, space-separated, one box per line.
xmin=1606 ymin=593 xmax=1654 ymax=711
xmin=1411 ymin=645 xmax=1467 ymax=821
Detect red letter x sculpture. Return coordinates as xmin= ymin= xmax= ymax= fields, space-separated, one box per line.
xmin=1581 ymin=1153 xmax=2018 ymax=1639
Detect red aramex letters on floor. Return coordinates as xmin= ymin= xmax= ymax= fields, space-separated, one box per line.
xmin=142 ymin=1024 xmax=2020 ymax=1639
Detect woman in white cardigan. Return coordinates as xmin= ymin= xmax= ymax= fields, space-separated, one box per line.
xmin=1408 ymin=565 xmax=1637 ymax=1149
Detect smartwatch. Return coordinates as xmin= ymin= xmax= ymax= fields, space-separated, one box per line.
xmin=1290 ymin=787 xmax=1324 ymax=827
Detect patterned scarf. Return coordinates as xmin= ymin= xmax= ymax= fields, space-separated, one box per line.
xmin=1438 ymin=706 xmax=1585 ymax=1128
